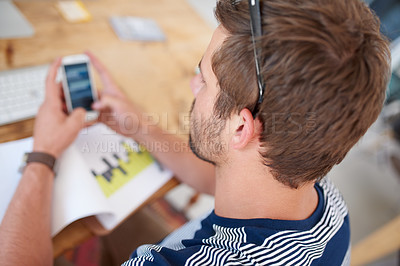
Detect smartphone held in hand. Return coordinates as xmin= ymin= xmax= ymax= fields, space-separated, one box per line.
xmin=61 ymin=54 xmax=98 ymax=121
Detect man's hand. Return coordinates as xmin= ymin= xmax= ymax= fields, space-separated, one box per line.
xmin=86 ymin=51 xmax=143 ymax=137
xmin=86 ymin=52 xmax=215 ymax=195
xmin=33 ymin=58 xmax=87 ymax=158
xmin=0 ymin=57 xmax=89 ymax=266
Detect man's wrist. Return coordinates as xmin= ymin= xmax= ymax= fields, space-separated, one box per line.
xmin=21 ymin=152 xmax=57 ymax=174
xmin=32 ymin=146 xmax=59 ymax=159
xmin=24 ymin=163 xmax=55 ymax=179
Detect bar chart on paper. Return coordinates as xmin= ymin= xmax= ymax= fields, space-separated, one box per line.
xmin=51 ymin=123 xmax=172 ymax=233
xmin=0 ymin=123 xmax=173 ymax=234
xmin=91 ymin=142 xmax=154 ymax=197
xmin=74 ymin=124 xmax=160 ymax=198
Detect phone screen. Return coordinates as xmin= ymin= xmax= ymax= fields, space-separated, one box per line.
xmin=64 ymin=63 xmax=94 ymax=111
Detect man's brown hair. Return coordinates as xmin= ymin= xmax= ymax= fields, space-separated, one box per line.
xmin=213 ymin=0 xmax=391 ymax=188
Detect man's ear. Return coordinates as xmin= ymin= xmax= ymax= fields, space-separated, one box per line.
xmin=231 ymin=108 xmax=256 ymax=150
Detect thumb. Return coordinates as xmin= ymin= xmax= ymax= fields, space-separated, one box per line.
xmin=67 ymin=108 xmax=87 ymax=132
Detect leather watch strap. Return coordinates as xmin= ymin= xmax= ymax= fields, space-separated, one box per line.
xmin=25 ymin=152 xmax=56 ymax=172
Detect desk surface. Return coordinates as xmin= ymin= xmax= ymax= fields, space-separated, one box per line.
xmin=0 ymin=0 xmax=212 ymax=257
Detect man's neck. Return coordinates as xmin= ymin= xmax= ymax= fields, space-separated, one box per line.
xmin=214 ymin=159 xmax=318 ymax=221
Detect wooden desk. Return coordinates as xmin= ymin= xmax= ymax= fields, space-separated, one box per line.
xmin=0 ymin=0 xmax=212 ymax=257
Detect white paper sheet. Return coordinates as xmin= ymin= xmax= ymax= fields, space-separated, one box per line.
xmin=74 ymin=124 xmax=173 ymax=230
xmin=0 ymin=123 xmax=173 ymax=235
xmin=0 ymin=137 xmax=112 ymax=236
xmin=52 ymin=145 xmax=112 ymax=235
xmin=0 ymin=137 xmax=32 ymax=223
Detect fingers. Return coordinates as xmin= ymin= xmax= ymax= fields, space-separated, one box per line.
xmin=45 ymin=57 xmax=62 ymax=100
xmin=84 ymin=51 xmax=124 ymax=97
xmin=97 ymin=106 xmax=112 ymax=124
xmin=59 ymin=83 xmax=68 ymax=113
xmin=45 ymin=82 xmax=64 ymax=111
xmin=55 ymin=82 xmax=63 ymax=104
xmin=92 ymin=95 xmax=123 ymax=126
xmin=85 ymin=51 xmax=114 ymax=88
xmin=67 ymin=108 xmax=87 ymax=132
xmin=92 ymin=94 xmax=121 ymax=111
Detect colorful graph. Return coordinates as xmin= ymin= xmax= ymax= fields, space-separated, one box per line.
xmin=91 ymin=142 xmax=154 ymax=198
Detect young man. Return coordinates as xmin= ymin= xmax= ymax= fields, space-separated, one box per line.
xmin=0 ymin=0 xmax=390 ymax=265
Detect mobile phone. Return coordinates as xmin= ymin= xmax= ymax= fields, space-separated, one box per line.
xmin=61 ymin=54 xmax=98 ymax=121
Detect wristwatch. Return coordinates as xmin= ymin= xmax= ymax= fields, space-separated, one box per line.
xmin=19 ymin=152 xmax=57 ymax=173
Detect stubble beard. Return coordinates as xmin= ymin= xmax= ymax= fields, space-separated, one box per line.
xmin=188 ymin=100 xmax=226 ymax=166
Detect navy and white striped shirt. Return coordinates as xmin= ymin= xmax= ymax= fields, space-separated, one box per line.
xmin=123 ymin=178 xmax=350 ymax=265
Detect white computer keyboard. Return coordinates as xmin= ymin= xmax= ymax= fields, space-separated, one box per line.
xmin=0 ymin=64 xmax=49 ymax=126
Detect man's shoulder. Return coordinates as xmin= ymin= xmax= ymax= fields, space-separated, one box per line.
xmin=318 ymin=177 xmax=349 ymax=219
xmin=123 ymin=180 xmax=351 ymax=265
